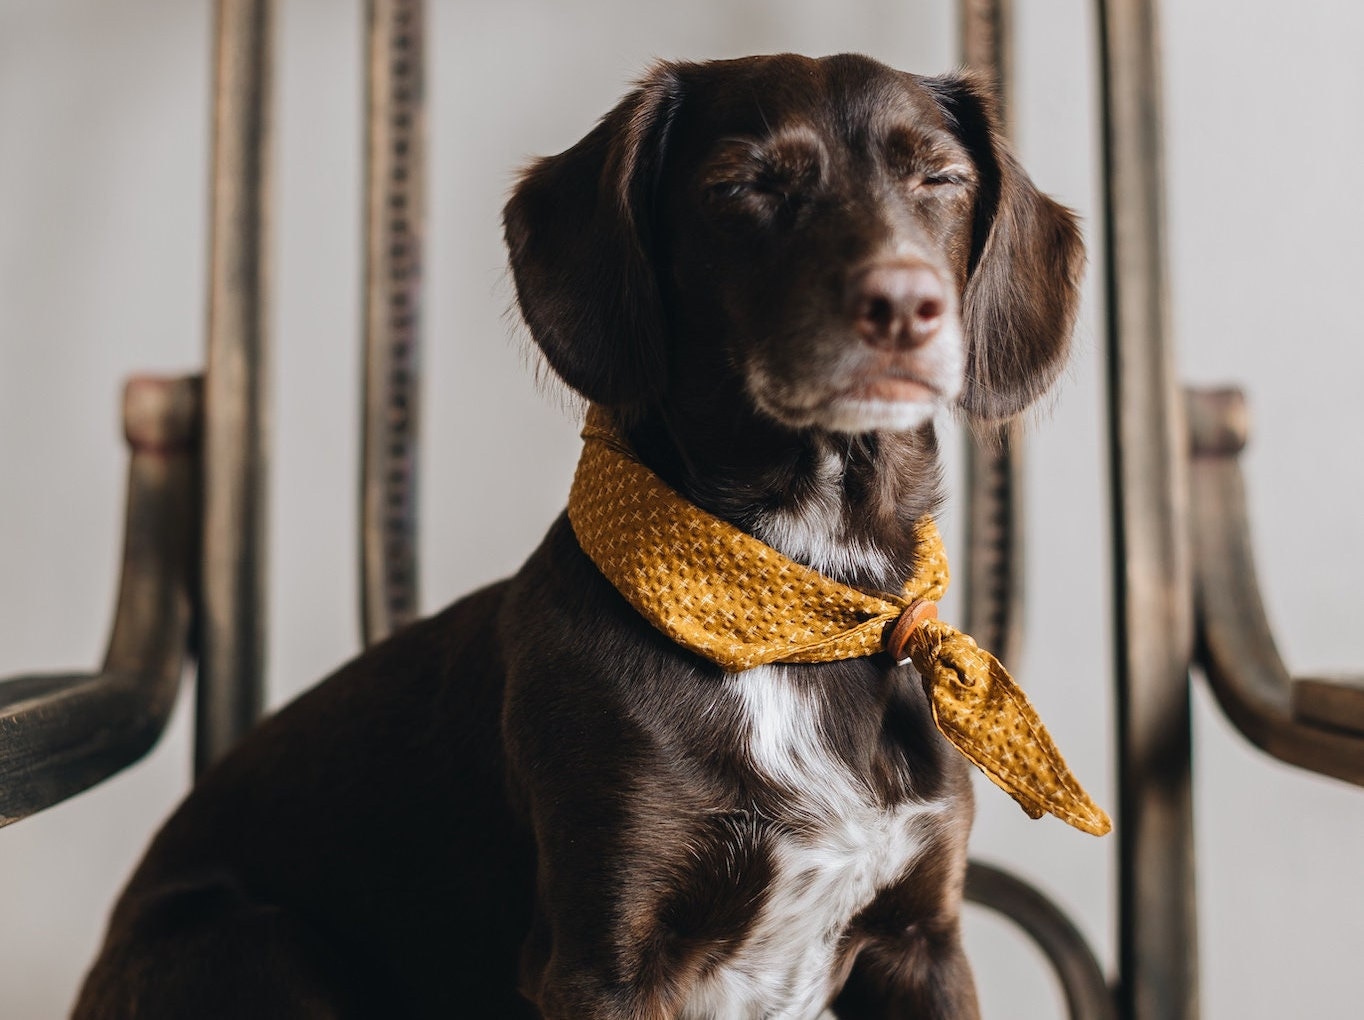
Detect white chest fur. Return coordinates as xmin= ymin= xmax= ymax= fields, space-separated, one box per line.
xmin=678 ymin=666 xmax=944 ymax=1020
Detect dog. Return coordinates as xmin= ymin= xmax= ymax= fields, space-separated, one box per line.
xmin=75 ymin=53 xmax=1082 ymax=1019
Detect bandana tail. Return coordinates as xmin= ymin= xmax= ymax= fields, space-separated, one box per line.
xmin=912 ymin=627 xmax=1113 ymax=837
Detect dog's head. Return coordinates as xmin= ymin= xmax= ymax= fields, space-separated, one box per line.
xmin=504 ymin=53 xmax=1083 ymax=433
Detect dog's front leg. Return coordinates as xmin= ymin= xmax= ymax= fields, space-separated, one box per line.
xmin=511 ymin=790 xmax=751 ymax=1019
xmin=506 ymin=748 xmax=690 ymax=1018
xmin=832 ymin=921 xmax=982 ymax=1020
xmin=517 ymin=894 xmax=682 ymax=1020
xmin=531 ymin=968 xmax=672 ymax=1020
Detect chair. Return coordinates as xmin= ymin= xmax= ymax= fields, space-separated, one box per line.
xmin=3 ymin=3 xmax=1361 ymax=1017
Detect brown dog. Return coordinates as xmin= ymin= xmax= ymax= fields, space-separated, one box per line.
xmin=75 ymin=53 xmax=1081 ymax=1019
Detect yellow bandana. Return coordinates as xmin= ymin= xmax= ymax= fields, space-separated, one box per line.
xmin=566 ymin=411 xmax=1111 ymax=837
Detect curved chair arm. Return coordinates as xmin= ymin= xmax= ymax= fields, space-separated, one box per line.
xmin=1188 ymin=387 xmax=1364 ymax=786
xmin=0 ymin=376 xmax=201 ymax=827
xmin=965 ymin=861 xmax=1117 ymax=1020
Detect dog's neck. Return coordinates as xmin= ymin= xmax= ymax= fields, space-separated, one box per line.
xmin=622 ymin=383 xmax=944 ymax=594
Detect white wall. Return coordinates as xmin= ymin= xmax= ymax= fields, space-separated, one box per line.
xmin=1 ymin=1 xmax=1361 ymax=1017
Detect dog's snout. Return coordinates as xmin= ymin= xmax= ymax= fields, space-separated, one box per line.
xmin=847 ymin=264 xmax=947 ymax=351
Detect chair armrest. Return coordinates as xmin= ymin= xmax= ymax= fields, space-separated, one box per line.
xmin=0 ymin=376 xmax=200 ymax=826
xmin=1188 ymin=387 xmax=1364 ymax=787
xmin=1294 ymin=675 xmax=1364 ymax=737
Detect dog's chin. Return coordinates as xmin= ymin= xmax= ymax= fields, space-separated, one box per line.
xmin=755 ymin=377 xmax=957 ymax=435
xmin=756 ymin=392 xmax=947 ymax=435
xmin=817 ymin=395 xmax=942 ymax=434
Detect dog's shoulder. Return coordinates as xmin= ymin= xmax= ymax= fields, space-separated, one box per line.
xmin=119 ymin=579 xmax=521 ymax=905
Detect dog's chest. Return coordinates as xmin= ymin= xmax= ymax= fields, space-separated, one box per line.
xmin=679 ymin=666 xmax=942 ymax=1020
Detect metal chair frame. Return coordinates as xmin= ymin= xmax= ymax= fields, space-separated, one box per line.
xmin=3 ymin=3 xmax=1361 ymax=1017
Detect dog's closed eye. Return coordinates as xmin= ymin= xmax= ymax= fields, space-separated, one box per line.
xmin=701 ymin=133 xmax=827 ymax=219
xmin=918 ymin=165 xmax=974 ymax=189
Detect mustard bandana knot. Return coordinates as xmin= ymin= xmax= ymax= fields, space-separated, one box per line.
xmin=567 ymin=409 xmax=1111 ymax=837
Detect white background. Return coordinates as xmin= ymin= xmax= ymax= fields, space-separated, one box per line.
xmin=1 ymin=1 xmax=1362 ymax=1016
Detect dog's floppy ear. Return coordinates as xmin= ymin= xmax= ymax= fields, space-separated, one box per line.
xmin=503 ymin=65 xmax=684 ymax=407
xmin=924 ymin=72 xmax=1085 ymax=421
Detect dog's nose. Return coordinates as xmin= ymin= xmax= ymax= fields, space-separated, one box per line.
xmin=847 ymin=264 xmax=947 ymax=350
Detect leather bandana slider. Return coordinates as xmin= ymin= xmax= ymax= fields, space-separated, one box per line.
xmin=567 ymin=408 xmax=1111 ymax=838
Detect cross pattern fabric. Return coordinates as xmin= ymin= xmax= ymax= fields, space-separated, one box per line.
xmin=567 ymin=409 xmax=1110 ymax=837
